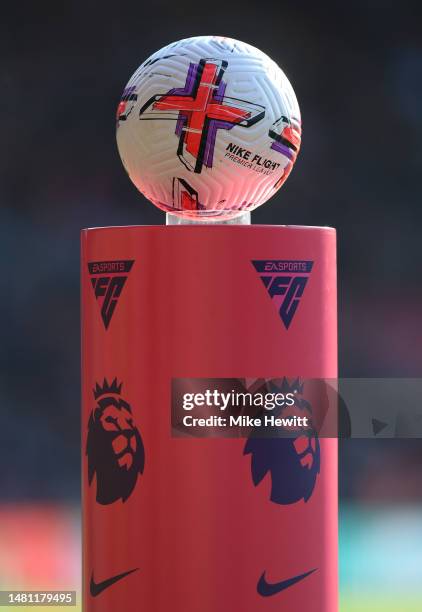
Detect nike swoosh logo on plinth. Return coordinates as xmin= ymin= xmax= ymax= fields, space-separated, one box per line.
xmin=257 ymin=568 xmax=317 ymax=597
xmin=90 ymin=568 xmax=138 ymax=597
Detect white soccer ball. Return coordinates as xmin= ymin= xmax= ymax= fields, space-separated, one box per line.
xmin=116 ymin=35 xmax=301 ymax=220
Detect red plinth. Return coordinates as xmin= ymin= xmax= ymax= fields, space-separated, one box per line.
xmin=81 ymin=224 xmax=338 ymax=612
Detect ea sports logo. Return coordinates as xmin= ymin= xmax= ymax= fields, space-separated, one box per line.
xmin=86 ymin=379 xmax=145 ymax=505
xmin=252 ymin=260 xmax=313 ymax=329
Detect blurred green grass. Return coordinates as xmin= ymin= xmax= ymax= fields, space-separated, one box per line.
xmin=341 ymin=597 xmax=421 ymax=612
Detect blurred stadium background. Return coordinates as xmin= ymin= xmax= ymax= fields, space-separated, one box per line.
xmin=1 ymin=1 xmax=422 ymax=610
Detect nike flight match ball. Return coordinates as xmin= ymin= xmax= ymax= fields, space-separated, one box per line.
xmin=116 ymin=35 xmax=301 ymax=220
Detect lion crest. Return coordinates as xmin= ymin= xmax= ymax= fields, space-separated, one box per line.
xmin=244 ymin=378 xmax=320 ymax=505
xmin=86 ymin=379 xmax=145 ymax=505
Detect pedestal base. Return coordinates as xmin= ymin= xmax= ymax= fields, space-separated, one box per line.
xmin=81 ymin=224 xmax=338 ymax=612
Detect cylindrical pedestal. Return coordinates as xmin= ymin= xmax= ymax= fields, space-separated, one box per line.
xmin=81 ymin=225 xmax=337 ymax=612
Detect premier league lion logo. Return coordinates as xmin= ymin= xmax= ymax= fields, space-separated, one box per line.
xmin=244 ymin=378 xmax=320 ymax=505
xmin=86 ymin=378 xmax=145 ymax=505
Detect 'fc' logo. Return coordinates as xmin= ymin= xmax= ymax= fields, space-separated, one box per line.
xmin=88 ymin=260 xmax=134 ymax=329
xmin=91 ymin=276 xmax=127 ymax=329
xmin=252 ymin=260 xmax=313 ymax=329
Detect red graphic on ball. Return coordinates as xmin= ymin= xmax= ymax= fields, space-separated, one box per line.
xmin=138 ymin=59 xmax=265 ymax=173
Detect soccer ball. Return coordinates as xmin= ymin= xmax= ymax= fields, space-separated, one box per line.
xmin=116 ymin=36 xmax=301 ymax=220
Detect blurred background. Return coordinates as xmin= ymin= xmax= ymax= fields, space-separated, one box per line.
xmin=1 ymin=0 xmax=422 ymax=610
